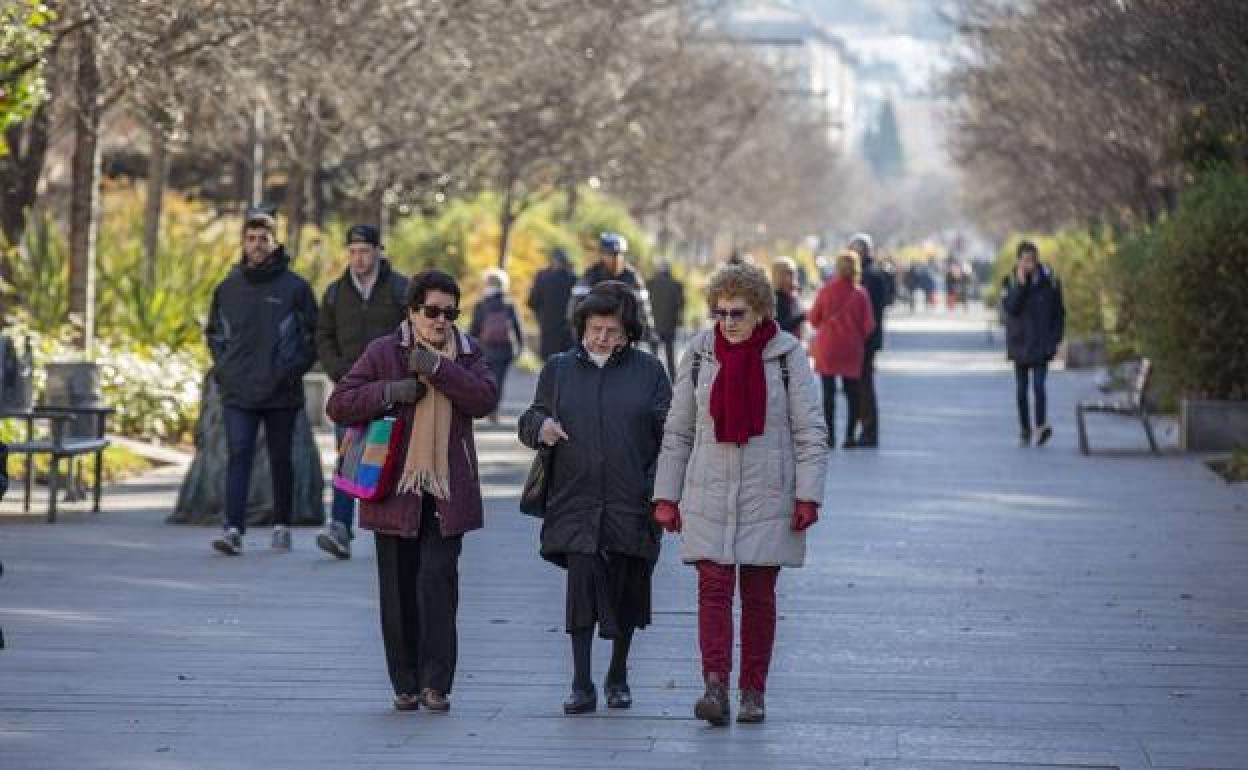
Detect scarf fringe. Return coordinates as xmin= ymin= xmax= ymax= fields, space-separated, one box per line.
xmin=397 ymin=468 xmax=451 ymax=500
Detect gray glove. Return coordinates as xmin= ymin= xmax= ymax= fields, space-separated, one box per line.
xmin=384 ymin=379 xmax=427 ymax=405
xmin=408 ymin=346 xmax=442 ymax=376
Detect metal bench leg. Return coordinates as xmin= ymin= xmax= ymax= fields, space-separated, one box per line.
xmin=93 ymin=450 xmax=103 ymax=513
xmin=47 ymin=456 xmax=59 ymax=524
xmin=1141 ymin=413 xmax=1159 ymax=454
xmin=1076 ymin=405 xmax=1090 ymax=455
xmin=23 ymin=453 xmax=32 ymax=512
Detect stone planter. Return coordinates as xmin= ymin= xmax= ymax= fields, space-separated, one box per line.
xmin=1181 ymin=398 xmax=1248 ymax=452
xmin=302 ymin=372 xmax=333 ymax=429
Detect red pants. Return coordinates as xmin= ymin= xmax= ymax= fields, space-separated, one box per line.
xmin=696 ymin=561 xmax=781 ymax=693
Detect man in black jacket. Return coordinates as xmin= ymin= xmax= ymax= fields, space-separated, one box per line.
xmin=314 ymin=224 xmax=408 ymax=559
xmin=1002 ymin=240 xmax=1065 ymax=446
xmin=528 ymin=247 xmax=578 ymax=360
xmin=646 ymin=261 xmax=685 ymax=373
xmin=847 ymin=233 xmax=893 ymax=448
xmin=205 ymin=210 xmax=319 ymax=556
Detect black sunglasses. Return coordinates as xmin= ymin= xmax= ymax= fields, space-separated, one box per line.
xmin=711 ymin=308 xmax=749 ymax=321
xmin=415 ymin=304 xmax=460 ymax=321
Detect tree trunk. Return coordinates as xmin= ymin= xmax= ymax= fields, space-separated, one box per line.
xmin=67 ymin=25 xmax=102 ymax=354
xmin=169 ymin=373 xmax=325 ymax=527
xmin=287 ymin=159 xmax=306 ymax=257
xmin=498 ymin=172 xmax=517 ymax=269
xmin=248 ymin=102 xmax=265 ymax=207
xmin=142 ymin=121 xmax=168 ymax=289
xmin=0 ymin=100 xmax=52 ymax=251
xmin=563 ymin=169 xmax=579 ymax=223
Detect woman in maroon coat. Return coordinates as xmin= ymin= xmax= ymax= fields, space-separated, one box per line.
xmin=327 ymin=269 xmax=498 ymax=712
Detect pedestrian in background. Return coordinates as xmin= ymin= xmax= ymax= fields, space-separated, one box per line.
xmin=519 ymin=281 xmax=671 ymax=715
xmin=647 ymin=260 xmax=685 ymax=374
xmin=314 ymin=224 xmax=409 ymax=559
xmin=528 ymin=247 xmax=577 ymax=361
xmin=469 ymin=268 xmax=524 ymax=424
xmin=652 ymin=263 xmax=827 ymax=726
xmin=326 ymin=269 xmax=498 ymax=712
xmin=206 ymin=209 xmax=318 ymax=556
xmin=1002 ymin=240 xmax=1065 ymax=446
xmin=847 ymin=233 xmax=893 ymax=448
xmin=809 ymin=250 xmax=876 ymax=448
xmin=771 ymin=257 xmax=806 ymax=337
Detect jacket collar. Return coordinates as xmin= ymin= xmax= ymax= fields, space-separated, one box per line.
xmin=690 ymin=322 xmax=797 ymax=361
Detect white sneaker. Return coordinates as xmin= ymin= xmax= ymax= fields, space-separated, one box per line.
xmin=212 ymin=527 xmax=243 ymax=556
xmin=271 ymin=525 xmax=292 ymax=551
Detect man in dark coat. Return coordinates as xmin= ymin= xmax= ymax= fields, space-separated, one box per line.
xmin=567 ymin=232 xmax=655 ymax=341
xmin=314 ymin=224 xmax=409 ymax=559
xmin=205 ymin=209 xmax=318 ymax=555
xmin=528 ymin=248 xmax=578 ymax=360
xmin=847 ymin=233 xmax=893 ymax=448
xmin=646 ymin=261 xmax=685 ymax=373
xmin=1002 ymin=240 xmax=1066 ymax=446
xmin=519 ymin=281 xmax=671 ymax=715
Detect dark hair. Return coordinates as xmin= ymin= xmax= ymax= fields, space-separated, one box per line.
xmin=1017 ymin=240 xmax=1039 ymax=259
xmin=573 ymin=281 xmax=643 ymax=344
xmin=406 ymin=269 xmax=461 ymax=309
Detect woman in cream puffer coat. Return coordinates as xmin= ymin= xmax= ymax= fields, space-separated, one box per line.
xmin=652 ymin=262 xmax=828 ymax=727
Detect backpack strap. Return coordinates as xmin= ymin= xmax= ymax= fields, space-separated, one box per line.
xmin=779 ymin=354 xmax=790 ymax=392
xmin=689 ymin=349 xmax=789 ymax=391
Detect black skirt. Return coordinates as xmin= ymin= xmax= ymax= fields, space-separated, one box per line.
xmin=564 ymin=551 xmax=652 ymax=638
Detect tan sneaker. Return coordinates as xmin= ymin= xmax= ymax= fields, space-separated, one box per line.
xmin=737 ymin=689 xmax=765 ymax=723
xmin=693 ymin=672 xmax=730 ymax=726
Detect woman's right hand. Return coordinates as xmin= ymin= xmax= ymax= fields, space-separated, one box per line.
xmin=540 ymin=417 xmax=569 ymax=446
xmin=653 ymin=500 xmax=682 ymax=533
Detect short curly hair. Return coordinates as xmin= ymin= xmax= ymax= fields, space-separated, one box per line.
xmin=705 ymin=263 xmax=775 ymax=319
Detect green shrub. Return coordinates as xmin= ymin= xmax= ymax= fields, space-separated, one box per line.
xmin=1136 ymin=170 xmax=1248 ymax=401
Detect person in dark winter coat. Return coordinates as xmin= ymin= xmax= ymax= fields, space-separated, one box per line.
xmin=314 ymin=224 xmax=409 ymax=559
xmin=567 ymin=232 xmax=655 ymax=341
xmin=646 ymin=261 xmax=685 ymax=373
xmin=469 ymin=268 xmax=524 ymax=423
xmin=1002 ymin=240 xmax=1065 ymax=446
xmin=528 ymin=248 xmax=578 ymax=360
xmin=326 ymin=269 xmax=498 ymax=712
xmin=771 ymin=257 xmax=806 ymax=337
xmin=518 ymin=281 xmax=672 ymax=716
xmin=205 ymin=210 xmax=318 ymax=556
xmin=847 ymin=233 xmax=893 ymax=448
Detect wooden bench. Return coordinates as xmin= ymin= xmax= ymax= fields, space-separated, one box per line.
xmin=1076 ymin=358 xmax=1159 ymax=455
xmin=1 ymin=405 xmax=114 ymax=522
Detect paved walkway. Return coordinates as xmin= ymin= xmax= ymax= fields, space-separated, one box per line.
xmin=2 ymin=309 xmax=1246 ymax=769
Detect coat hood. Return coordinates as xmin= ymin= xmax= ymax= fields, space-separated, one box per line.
xmin=239 ymin=245 xmax=291 ymax=284
xmin=687 ymin=322 xmax=799 ymax=361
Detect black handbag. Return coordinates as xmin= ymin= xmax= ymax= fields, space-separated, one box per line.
xmin=520 ymin=357 xmax=564 ymax=518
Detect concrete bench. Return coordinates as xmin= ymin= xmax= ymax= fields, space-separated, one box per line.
xmin=1 ymin=405 xmax=114 ymax=522
xmin=1076 ymin=358 xmax=1159 ymax=455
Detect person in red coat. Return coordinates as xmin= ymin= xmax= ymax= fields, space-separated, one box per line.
xmin=808 ymin=250 xmax=876 ymax=448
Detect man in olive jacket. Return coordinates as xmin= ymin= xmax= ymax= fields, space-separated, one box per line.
xmin=206 ymin=210 xmax=318 ymax=556
xmin=314 ymin=224 xmax=409 ymax=559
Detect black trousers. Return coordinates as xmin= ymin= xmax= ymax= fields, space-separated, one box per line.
xmin=222 ymin=406 xmax=298 ymax=532
xmin=821 ymin=375 xmax=861 ymax=445
xmin=374 ymin=498 xmax=463 ymax=696
xmin=1014 ymin=362 xmax=1049 ymax=433
xmin=858 ymin=349 xmax=879 ymax=443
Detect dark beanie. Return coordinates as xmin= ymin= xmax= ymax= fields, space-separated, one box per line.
xmin=346 ymin=224 xmax=381 ymax=247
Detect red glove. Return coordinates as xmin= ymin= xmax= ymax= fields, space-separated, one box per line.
xmin=791 ymin=500 xmax=819 ymax=532
xmin=653 ymin=500 xmax=682 ymax=533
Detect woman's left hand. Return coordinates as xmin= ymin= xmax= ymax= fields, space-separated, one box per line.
xmin=791 ymin=500 xmax=819 ymax=531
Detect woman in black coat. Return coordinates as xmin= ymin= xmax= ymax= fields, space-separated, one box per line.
xmin=1002 ymin=240 xmax=1066 ymax=446
xmin=518 ymin=281 xmax=672 ymax=715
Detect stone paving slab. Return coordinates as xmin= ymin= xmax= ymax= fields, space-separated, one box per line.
xmin=2 ymin=308 xmax=1246 ymax=769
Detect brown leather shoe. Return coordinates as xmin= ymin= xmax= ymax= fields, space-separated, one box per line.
xmin=693 ymin=672 xmax=730 ymax=726
xmin=392 ymin=693 xmax=419 ymax=711
xmin=737 ymin=689 xmax=765 ymax=723
xmin=419 ymin=688 xmax=450 ymax=712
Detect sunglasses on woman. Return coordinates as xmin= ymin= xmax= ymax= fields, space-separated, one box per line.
xmin=415 ymin=304 xmax=460 ymax=321
xmin=711 ymin=308 xmax=749 ymax=321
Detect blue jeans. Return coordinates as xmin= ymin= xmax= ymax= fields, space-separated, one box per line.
xmin=1014 ymin=362 xmax=1049 ymax=433
xmin=223 ymin=406 xmax=298 ymax=533
xmin=331 ymin=423 xmax=357 ymax=534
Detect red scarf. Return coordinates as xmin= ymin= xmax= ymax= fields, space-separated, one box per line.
xmin=709 ymin=320 xmax=778 ymax=445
